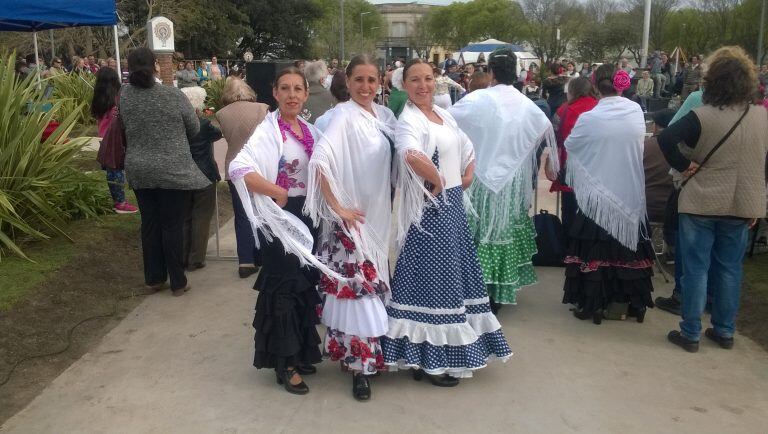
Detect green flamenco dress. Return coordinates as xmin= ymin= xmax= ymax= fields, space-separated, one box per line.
xmin=467 ymin=176 xmax=538 ymax=304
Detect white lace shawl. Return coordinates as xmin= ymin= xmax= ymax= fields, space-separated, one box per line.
xmin=228 ymin=110 xmax=341 ymax=278
xmin=564 ymin=96 xmax=648 ymax=250
xmin=304 ymin=101 xmax=398 ymax=284
xmin=393 ymin=102 xmax=475 ymax=253
xmin=449 ymin=84 xmax=558 ymax=243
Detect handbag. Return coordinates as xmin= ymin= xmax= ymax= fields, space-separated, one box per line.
xmin=532 ymin=209 xmax=566 ymax=267
xmin=96 ymin=96 xmax=127 ymax=170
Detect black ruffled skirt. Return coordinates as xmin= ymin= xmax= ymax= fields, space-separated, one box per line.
xmin=562 ymin=211 xmax=655 ymax=313
xmin=251 ymin=197 xmax=322 ymax=370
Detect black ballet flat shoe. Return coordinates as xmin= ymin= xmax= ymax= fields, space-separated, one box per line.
xmin=296 ymin=364 xmax=317 ymax=375
xmin=412 ymin=369 xmax=460 ymax=387
xmin=238 ymin=266 xmax=259 ymax=279
xmin=352 ymin=373 xmax=371 ymax=401
xmin=573 ymin=308 xmax=601 ymax=324
xmin=275 ymin=368 xmax=309 ymax=395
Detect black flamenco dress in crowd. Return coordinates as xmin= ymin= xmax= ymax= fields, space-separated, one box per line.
xmin=251 ymin=196 xmax=323 ymax=370
xmin=562 ymin=211 xmax=655 ymax=324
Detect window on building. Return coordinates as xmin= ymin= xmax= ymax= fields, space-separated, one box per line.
xmin=391 ymin=21 xmax=407 ymax=38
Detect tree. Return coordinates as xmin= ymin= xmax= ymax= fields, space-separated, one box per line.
xmin=424 ymin=0 xmax=529 ymax=51
xmin=239 ymin=0 xmax=322 ymax=59
xmin=308 ymin=0 xmax=384 ymax=61
xmin=521 ymin=0 xmax=586 ymax=61
xmin=623 ymin=0 xmax=680 ymax=52
xmin=576 ymin=11 xmax=639 ymax=62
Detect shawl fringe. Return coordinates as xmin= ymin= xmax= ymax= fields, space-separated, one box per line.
xmin=566 ymin=158 xmax=645 ymax=251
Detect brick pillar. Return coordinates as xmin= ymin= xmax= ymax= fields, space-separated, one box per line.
xmin=156 ymin=53 xmax=175 ymax=86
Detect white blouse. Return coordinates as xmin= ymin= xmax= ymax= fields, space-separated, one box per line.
xmin=278 ymin=134 xmax=310 ymax=197
xmin=428 ymin=120 xmax=462 ymax=189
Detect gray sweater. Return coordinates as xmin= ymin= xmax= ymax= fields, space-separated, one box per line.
xmin=120 ymin=84 xmax=210 ymax=190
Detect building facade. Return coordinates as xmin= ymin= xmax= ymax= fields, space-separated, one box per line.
xmin=374 ymin=2 xmax=447 ymax=66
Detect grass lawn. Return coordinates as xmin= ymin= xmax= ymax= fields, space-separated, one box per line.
xmin=0 ymin=192 xmax=139 ymax=311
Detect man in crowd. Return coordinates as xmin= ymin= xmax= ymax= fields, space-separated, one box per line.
xmin=443 ymin=52 xmax=457 ymax=72
xmin=620 ymin=57 xmax=632 ymax=75
xmin=650 ymin=51 xmax=667 ymax=98
xmin=682 ymin=55 xmax=702 ymax=100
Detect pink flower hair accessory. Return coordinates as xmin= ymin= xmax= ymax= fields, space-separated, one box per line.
xmin=613 ymin=70 xmax=631 ymax=93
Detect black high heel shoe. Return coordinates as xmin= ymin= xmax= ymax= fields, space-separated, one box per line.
xmin=412 ymin=369 xmax=460 ymax=387
xmin=275 ymin=368 xmax=309 ymax=395
xmin=629 ymin=306 xmax=647 ymax=323
xmin=593 ymin=309 xmax=603 ymax=325
xmin=352 ymin=373 xmax=371 ymax=401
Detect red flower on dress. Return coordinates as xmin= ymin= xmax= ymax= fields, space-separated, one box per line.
xmin=361 ymin=281 xmax=375 ymax=295
xmin=375 ymin=353 xmax=385 ymax=369
xmin=337 ymin=285 xmax=357 ymax=299
xmin=359 ymin=342 xmax=373 ymax=362
xmin=360 ymin=260 xmax=377 ymax=282
xmin=333 ymin=345 xmax=347 ymax=361
xmin=336 ymin=231 xmax=356 ymax=250
xmin=320 ymin=274 xmax=339 ymax=295
xmin=350 ymin=338 xmax=362 ymax=357
xmin=343 ymin=262 xmax=357 ymax=278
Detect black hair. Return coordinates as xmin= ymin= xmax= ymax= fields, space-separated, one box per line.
xmin=651 ymin=108 xmax=675 ymax=129
xmin=346 ymin=54 xmax=378 ymax=77
xmin=402 ymin=58 xmax=428 ymax=80
xmin=330 ymin=70 xmax=350 ymax=102
xmin=488 ymin=48 xmax=517 ymax=85
xmin=127 ymin=47 xmax=156 ymax=89
xmin=91 ymin=67 xmax=122 ymax=119
xmin=25 ymin=53 xmax=36 ymax=64
xmin=593 ymin=63 xmax=617 ymax=96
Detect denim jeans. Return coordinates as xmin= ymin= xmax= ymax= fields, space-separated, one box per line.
xmin=105 ymin=168 xmax=126 ymax=204
xmin=678 ymin=214 xmax=748 ymax=341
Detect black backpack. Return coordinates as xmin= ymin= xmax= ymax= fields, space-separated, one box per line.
xmin=532 ymin=209 xmax=566 ymax=267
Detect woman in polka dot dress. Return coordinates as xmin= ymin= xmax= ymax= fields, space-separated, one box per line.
xmin=382 ymin=59 xmax=513 ymax=386
xmin=449 ymin=48 xmax=559 ymax=309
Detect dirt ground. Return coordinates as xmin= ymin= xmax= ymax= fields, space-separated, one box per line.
xmin=0 ymin=216 xmax=147 ymax=424
xmin=0 ymin=182 xmax=234 ymax=425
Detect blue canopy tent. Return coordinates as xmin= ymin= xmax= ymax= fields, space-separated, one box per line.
xmin=0 ymin=0 xmax=120 ymax=78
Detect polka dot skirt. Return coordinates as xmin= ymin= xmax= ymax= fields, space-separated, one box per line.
xmin=382 ymin=186 xmax=512 ymax=376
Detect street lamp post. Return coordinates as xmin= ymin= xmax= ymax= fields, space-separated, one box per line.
xmin=758 ymin=0 xmax=766 ymax=65
xmin=360 ymin=11 xmax=371 ymax=55
xmin=340 ymin=0 xmax=345 ymax=63
xmin=640 ymin=0 xmax=651 ymax=68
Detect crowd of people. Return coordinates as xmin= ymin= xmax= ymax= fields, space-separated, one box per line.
xmin=26 ymin=41 xmax=768 ymax=401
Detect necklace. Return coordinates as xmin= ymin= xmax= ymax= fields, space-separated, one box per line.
xmin=277 ymin=115 xmax=314 ymax=157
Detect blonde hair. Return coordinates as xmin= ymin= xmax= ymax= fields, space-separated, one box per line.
xmin=220 ymin=76 xmax=257 ymax=106
xmin=181 ymin=86 xmax=207 ymax=111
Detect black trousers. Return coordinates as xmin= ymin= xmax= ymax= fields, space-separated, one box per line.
xmin=135 ymin=188 xmax=192 ymax=290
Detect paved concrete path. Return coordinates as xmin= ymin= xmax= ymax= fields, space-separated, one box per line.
xmin=2 ymin=259 xmax=767 ymax=433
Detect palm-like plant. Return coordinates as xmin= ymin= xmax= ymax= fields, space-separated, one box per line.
xmin=50 ymin=72 xmax=95 ymax=128
xmin=0 ymin=52 xmax=109 ymax=260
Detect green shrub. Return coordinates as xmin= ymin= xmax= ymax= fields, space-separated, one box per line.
xmin=0 ymin=52 xmax=110 ymax=260
xmin=203 ymin=78 xmax=227 ymax=111
xmin=50 ymin=72 xmax=95 ymax=129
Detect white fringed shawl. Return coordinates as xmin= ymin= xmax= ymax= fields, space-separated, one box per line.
xmin=564 ymin=96 xmax=648 ymax=251
xmin=393 ymin=102 xmax=475 ymax=253
xmin=449 ymin=84 xmax=558 ymax=243
xmin=304 ymin=101 xmax=397 ymax=284
xmin=228 ymin=110 xmax=341 ymax=278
